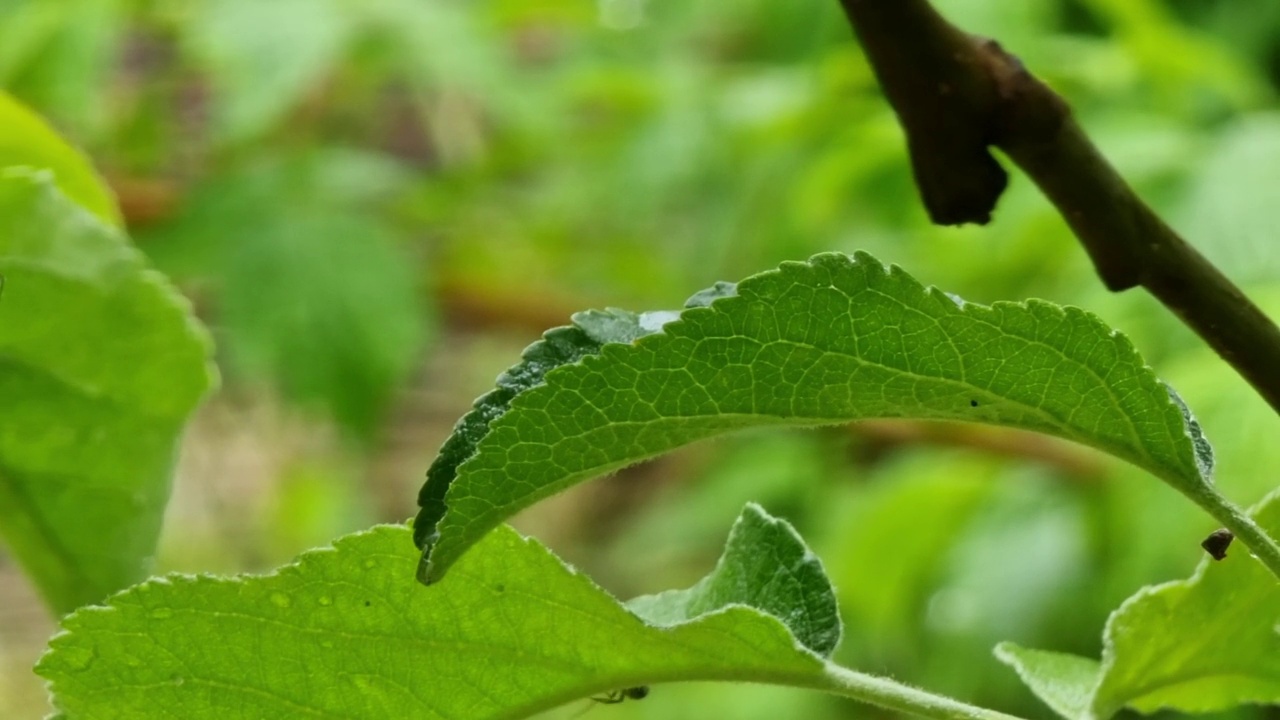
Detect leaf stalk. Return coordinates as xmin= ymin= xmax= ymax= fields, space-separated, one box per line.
xmin=815 ymin=664 xmax=1029 ymax=720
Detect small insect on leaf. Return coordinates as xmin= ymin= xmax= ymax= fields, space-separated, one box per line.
xmin=1201 ymin=528 xmax=1233 ymax=560
xmin=593 ymin=686 xmax=650 ymax=705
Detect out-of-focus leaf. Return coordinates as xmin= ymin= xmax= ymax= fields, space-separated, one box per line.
xmin=1077 ymin=0 xmax=1263 ymax=109
xmin=0 ymin=91 xmax=120 ymax=224
xmin=607 ymin=433 xmax=831 ymax=586
xmin=361 ymin=0 xmax=515 ymax=165
xmin=39 ymin=505 xmax=852 ymax=719
xmin=0 ymin=3 xmax=64 ymax=84
xmin=416 ymin=252 xmax=1213 ymax=583
xmin=148 ymin=153 xmax=427 ymax=440
xmin=221 ymin=207 xmax=425 ymax=439
xmin=1177 ymin=113 xmax=1280 ymax=284
xmin=0 ymin=0 xmax=124 ymax=142
xmin=996 ymin=490 xmax=1280 ymax=719
xmin=826 ymin=457 xmax=994 ymax=643
xmin=0 ymin=169 xmax=213 ymax=614
xmin=185 ymin=0 xmax=350 ymax=143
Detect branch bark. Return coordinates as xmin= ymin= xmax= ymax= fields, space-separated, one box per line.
xmin=836 ymin=0 xmax=1280 ymax=419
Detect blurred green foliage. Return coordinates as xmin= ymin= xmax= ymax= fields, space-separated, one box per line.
xmin=4 ymin=0 xmax=1280 ymax=718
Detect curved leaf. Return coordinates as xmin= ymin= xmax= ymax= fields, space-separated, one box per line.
xmin=40 ymin=506 xmax=910 ymax=720
xmin=627 ymin=502 xmax=842 ymax=658
xmin=0 ymin=170 xmax=213 ymax=613
xmin=0 ymin=91 xmax=119 ymax=224
xmin=416 ymin=252 xmax=1210 ymax=583
xmin=414 ymin=308 xmax=672 ymax=551
xmin=996 ymin=489 xmax=1280 ymax=719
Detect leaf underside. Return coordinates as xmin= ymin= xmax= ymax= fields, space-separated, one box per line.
xmin=416 ymin=251 xmax=1211 ymax=583
xmin=996 ymin=489 xmax=1280 ymax=720
xmin=38 ymin=505 xmax=843 ymax=719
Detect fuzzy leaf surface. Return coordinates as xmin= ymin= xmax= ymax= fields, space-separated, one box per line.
xmin=0 ymin=170 xmax=213 ymax=613
xmin=39 ymin=505 xmax=848 ymax=719
xmin=417 ymin=252 xmax=1210 ymax=582
xmin=997 ymin=490 xmax=1280 ymax=719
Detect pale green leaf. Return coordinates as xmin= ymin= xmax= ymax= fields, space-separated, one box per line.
xmin=39 ymin=505 xmax=851 ymax=719
xmin=996 ymin=490 xmax=1280 ymax=719
xmin=0 ymin=169 xmax=213 ymax=613
xmin=416 ymin=252 xmax=1211 ymax=582
xmin=0 ymin=91 xmax=119 ymax=224
xmin=993 ymin=644 xmax=1100 ymax=720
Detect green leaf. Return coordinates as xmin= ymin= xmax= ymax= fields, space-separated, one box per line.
xmin=1176 ymin=113 xmax=1280 ymax=285
xmin=994 ymin=644 xmax=1100 ymax=720
xmin=627 ymin=502 xmax=842 ymax=658
xmin=145 ymin=153 xmax=428 ymax=440
xmin=0 ymin=91 xmax=120 ymax=225
xmin=416 ymin=252 xmax=1211 ymax=582
xmin=39 ymin=505 xmax=857 ymax=719
xmin=996 ymin=489 xmax=1280 ymax=719
xmin=413 ymin=308 xmax=671 ymax=551
xmin=0 ymin=169 xmax=213 ymax=613
xmin=0 ymin=0 xmax=125 ymax=144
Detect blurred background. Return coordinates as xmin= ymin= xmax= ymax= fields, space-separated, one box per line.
xmin=3 ymin=0 xmax=1280 ymax=717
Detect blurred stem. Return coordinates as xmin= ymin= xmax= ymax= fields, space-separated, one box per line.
xmin=815 ymin=663 xmax=1027 ymax=720
xmin=834 ymin=0 xmax=1280 ymax=424
xmin=835 ymin=0 xmax=1280 ymax=580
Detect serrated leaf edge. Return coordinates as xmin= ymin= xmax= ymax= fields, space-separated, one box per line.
xmin=422 ymin=251 xmax=1210 ymax=581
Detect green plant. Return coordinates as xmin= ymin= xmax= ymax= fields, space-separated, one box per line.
xmin=4 ymin=1 xmax=1280 ymax=719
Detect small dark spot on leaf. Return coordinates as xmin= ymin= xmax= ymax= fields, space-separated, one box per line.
xmin=363 ymin=600 xmax=371 ymax=607
xmin=495 ymin=584 xmax=505 ymax=593
xmin=969 ymin=400 xmax=979 ymax=407
xmin=1201 ymin=529 xmax=1233 ymax=560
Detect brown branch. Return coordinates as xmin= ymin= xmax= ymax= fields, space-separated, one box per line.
xmin=836 ymin=0 xmax=1280 ymax=418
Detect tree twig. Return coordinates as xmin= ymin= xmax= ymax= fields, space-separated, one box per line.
xmin=835 ymin=0 xmax=1280 ymax=419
